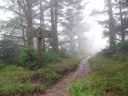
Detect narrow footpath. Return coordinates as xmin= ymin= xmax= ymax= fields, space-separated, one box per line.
xmin=41 ymin=57 xmax=91 ymax=96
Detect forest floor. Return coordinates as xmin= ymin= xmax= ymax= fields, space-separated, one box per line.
xmin=41 ymin=57 xmax=91 ymax=96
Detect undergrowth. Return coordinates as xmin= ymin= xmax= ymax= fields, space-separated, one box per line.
xmin=0 ymin=58 xmax=79 ymax=96
xmin=69 ymin=55 xmax=128 ymax=96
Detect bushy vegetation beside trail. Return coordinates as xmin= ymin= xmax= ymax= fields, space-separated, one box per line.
xmin=42 ymin=51 xmax=62 ymax=65
xmin=0 ymin=38 xmax=86 ymax=69
xmin=0 ymin=39 xmax=20 ymax=65
xmin=0 ymin=39 xmax=62 ymax=70
xmin=100 ymin=40 xmax=128 ymax=59
xmin=19 ymin=46 xmax=37 ymax=70
xmin=0 ymin=58 xmax=80 ymax=96
xmin=69 ymin=55 xmax=128 ymax=96
xmin=69 ymin=41 xmax=128 ymax=96
xmin=0 ymin=38 xmax=86 ymax=96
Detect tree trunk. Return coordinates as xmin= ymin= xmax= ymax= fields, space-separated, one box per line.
xmin=26 ymin=0 xmax=33 ymax=46
xmin=40 ymin=1 xmax=46 ymax=50
xmin=50 ymin=0 xmax=55 ymax=49
xmin=119 ymin=1 xmax=125 ymax=42
xmin=107 ymin=0 xmax=115 ymax=51
xmin=78 ymin=30 xmax=81 ymax=51
xmin=70 ymin=35 xmax=75 ymax=53
xmin=17 ymin=0 xmax=27 ymax=47
xmin=54 ymin=0 xmax=59 ymax=52
xmin=50 ymin=0 xmax=59 ymax=53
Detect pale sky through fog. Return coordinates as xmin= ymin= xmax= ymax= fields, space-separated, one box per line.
xmin=83 ymin=0 xmax=108 ymax=50
xmin=0 ymin=1 xmax=13 ymax=20
xmin=0 ymin=0 xmax=108 ymax=50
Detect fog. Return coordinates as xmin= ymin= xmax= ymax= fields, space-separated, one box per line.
xmin=83 ymin=0 xmax=108 ymax=52
xmin=0 ymin=0 xmax=109 ymax=54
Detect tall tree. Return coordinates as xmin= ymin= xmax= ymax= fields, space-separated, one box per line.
xmin=0 ymin=0 xmax=40 ymax=46
xmin=107 ymin=0 xmax=116 ymax=51
xmin=119 ymin=1 xmax=125 ymax=42
xmin=0 ymin=0 xmax=86 ymax=53
xmin=60 ymin=0 xmax=88 ymax=53
xmin=50 ymin=0 xmax=59 ymax=52
xmin=40 ymin=0 xmax=46 ymax=50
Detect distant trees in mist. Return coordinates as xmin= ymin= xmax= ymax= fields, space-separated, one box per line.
xmin=0 ymin=0 xmax=90 ymax=54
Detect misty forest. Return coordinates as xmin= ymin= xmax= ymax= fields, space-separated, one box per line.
xmin=0 ymin=0 xmax=128 ymax=96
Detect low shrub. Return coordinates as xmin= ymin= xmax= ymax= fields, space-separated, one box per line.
xmin=112 ymin=52 xmax=128 ymax=61
xmin=19 ymin=46 xmax=37 ymax=70
xmin=111 ymin=41 xmax=128 ymax=61
xmin=0 ymin=39 xmax=19 ymax=64
xmin=116 ymin=41 xmax=128 ymax=54
xmin=100 ymin=48 xmax=114 ymax=58
xmin=59 ymin=48 xmax=69 ymax=59
xmin=0 ymin=60 xmax=5 ymax=68
xmin=43 ymin=51 xmax=61 ymax=65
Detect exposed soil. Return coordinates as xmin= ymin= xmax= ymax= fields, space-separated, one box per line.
xmin=40 ymin=57 xmax=91 ymax=96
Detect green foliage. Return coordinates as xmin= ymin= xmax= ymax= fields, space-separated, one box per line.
xmin=97 ymin=41 xmax=128 ymax=61
xmin=100 ymin=41 xmax=128 ymax=59
xmin=0 ymin=66 xmax=43 ymax=96
xmin=43 ymin=51 xmax=61 ymax=65
xmin=100 ymin=48 xmax=114 ymax=58
xmin=109 ymin=41 xmax=128 ymax=61
xmin=69 ymin=55 xmax=128 ymax=96
xmin=2 ymin=65 xmax=23 ymax=72
xmin=0 ymin=39 xmax=19 ymax=64
xmin=112 ymin=52 xmax=128 ymax=61
xmin=19 ymin=46 xmax=37 ymax=70
xmin=0 ymin=58 xmax=78 ymax=96
xmin=59 ymin=48 xmax=69 ymax=59
xmin=116 ymin=41 xmax=128 ymax=54
xmin=0 ymin=60 xmax=5 ymax=68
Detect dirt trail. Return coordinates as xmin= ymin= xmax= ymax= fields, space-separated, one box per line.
xmin=41 ymin=57 xmax=91 ymax=96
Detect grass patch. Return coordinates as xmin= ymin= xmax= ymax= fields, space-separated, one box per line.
xmin=0 ymin=58 xmax=80 ymax=96
xmin=69 ymin=55 xmax=128 ymax=96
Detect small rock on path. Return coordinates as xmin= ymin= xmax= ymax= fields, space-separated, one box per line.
xmin=41 ymin=56 xmax=91 ymax=96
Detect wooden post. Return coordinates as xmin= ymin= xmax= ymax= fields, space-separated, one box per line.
xmin=37 ymin=28 xmax=42 ymax=68
xmin=27 ymin=27 xmax=52 ymax=68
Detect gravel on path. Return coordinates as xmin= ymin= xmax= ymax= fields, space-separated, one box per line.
xmin=41 ymin=57 xmax=91 ymax=96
